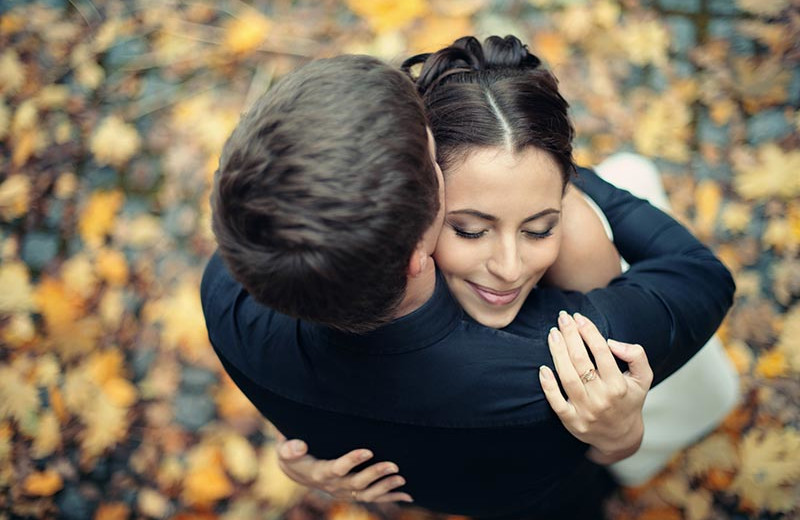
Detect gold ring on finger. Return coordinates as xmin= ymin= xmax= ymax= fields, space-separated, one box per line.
xmin=351 ymin=490 xmax=359 ymax=501
xmin=580 ymin=367 xmax=597 ymax=384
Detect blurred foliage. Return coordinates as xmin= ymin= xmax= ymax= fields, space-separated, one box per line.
xmin=0 ymin=0 xmax=799 ymax=518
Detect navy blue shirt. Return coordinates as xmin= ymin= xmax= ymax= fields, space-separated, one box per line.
xmin=201 ymin=169 xmax=734 ymax=519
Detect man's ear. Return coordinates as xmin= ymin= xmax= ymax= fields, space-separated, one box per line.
xmin=407 ymin=244 xmax=429 ymax=278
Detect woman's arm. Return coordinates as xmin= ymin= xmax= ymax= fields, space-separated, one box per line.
xmin=541 ymin=184 xmax=622 ymax=292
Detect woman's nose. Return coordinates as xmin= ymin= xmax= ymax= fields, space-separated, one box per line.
xmin=486 ymin=238 xmax=522 ymax=284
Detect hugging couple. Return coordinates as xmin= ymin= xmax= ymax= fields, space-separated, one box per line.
xmin=201 ymin=35 xmax=739 ymax=519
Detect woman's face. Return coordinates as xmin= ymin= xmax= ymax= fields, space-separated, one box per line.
xmin=434 ymin=146 xmax=564 ymax=328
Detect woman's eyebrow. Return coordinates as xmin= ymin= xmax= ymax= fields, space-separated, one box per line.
xmin=448 ymin=208 xmax=560 ymax=223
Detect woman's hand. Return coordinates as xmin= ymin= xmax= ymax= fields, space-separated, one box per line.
xmin=275 ymin=433 xmax=413 ymax=503
xmin=539 ymin=311 xmax=653 ymax=465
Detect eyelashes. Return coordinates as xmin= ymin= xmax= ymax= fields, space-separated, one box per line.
xmin=449 ymin=223 xmax=553 ymax=240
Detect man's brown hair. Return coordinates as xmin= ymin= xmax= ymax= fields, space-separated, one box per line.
xmin=211 ymin=55 xmax=440 ymax=333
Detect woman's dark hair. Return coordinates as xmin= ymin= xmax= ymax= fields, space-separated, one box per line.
xmin=402 ymin=35 xmax=575 ymax=188
xmin=212 ymin=55 xmax=439 ymax=334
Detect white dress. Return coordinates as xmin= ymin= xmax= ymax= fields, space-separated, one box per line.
xmin=587 ymin=153 xmax=741 ymax=486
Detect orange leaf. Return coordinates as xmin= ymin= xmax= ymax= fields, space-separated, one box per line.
xmin=182 ymin=452 xmax=234 ymax=507
xmin=23 ymin=470 xmax=63 ymax=496
xmin=90 ymin=116 xmax=140 ymax=167
xmin=755 ymin=349 xmax=789 ymax=378
xmin=706 ymin=468 xmax=734 ymax=490
xmin=103 ymin=377 xmax=138 ymax=408
xmin=694 ymin=179 xmax=722 ymax=239
xmin=347 ymin=0 xmax=428 ymax=33
xmin=94 ymin=502 xmax=130 ymax=520
xmin=223 ymin=13 xmax=271 ymax=55
xmin=78 ymin=190 xmax=124 ymax=249
xmin=96 ymin=248 xmax=129 ymax=285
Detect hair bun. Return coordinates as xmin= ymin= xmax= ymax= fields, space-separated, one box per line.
xmin=482 ymin=35 xmax=541 ymax=70
xmin=402 ymin=35 xmax=542 ymax=97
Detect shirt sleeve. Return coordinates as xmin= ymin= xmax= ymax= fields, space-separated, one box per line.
xmin=572 ymin=168 xmax=735 ymax=385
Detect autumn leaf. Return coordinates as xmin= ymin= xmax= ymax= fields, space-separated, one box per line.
xmin=223 ymin=12 xmax=271 ymax=55
xmin=684 ymin=433 xmax=739 ymax=477
xmin=94 ymin=502 xmax=130 ymax=520
xmin=253 ymin=444 xmax=302 ymax=509
xmin=776 ymin=303 xmax=800 ymax=373
xmin=143 ymin=278 xmax=213 ymax=362
xmin=736 ymin=0 xmax=791 ymax=16
xmin=90 ymin=115 xmax=141 ymax=168
xmin=95 ymin=248 xmax=129 ymax=286
xmin=0 ymin=49 xmax=25 ymax=95
xmin=633 ymin=91 xmax=692 ymax=162
xmin=0 ymin=175 xmax=31 ymax=221
xmin=221 ymin=431 xmax=259 ymax=483
xmin=0 ymin=261 xmax=36 ymax=312
xmin=733 ymin=144 xmax=800 ymax=201
xmin=617 ymin=18 xmax=669 ymax=67
xmin=78 ymin=189 xmax=125 ymax=249
xmin=31 ymin=410 xmax=61 ymax=458
xmin=694 ymin=180 xmax=722 ymax=239
xmin=721 ymin=202 xmax=752 ymax=234
xmin=22 ymin=470 xmax=63 ymax=496
xmin=0 ymin=365 xmax=40 ymax=429
xmin=408 ymin=15 xmax=473 ymax=54
xmin=347 ymin=0 xmax=428 ymax=33
xmin=755 ymin=349 xmax=789 ymax=378
xmin=182 ymin=444 xmax=234 ymax=507
xmin=61 ymin=253 xmax=99 ymax=299
xmin=730 ymin=427 xmax=800 ymax=512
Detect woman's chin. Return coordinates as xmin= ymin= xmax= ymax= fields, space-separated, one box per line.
xmin=465 ymin=309 xmax=516 ymax=329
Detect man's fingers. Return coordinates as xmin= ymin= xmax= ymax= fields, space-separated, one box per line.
xmin=608 ymin=340 xmax=653 ymax=389
xmin=329 ymin=449 xmax=374 ymax=478
xmin=278 ymin=439 xmax=308 ymax=461
xmin=357 ymin=475 xmax=407 ymax=502
xmin=573 ymin=313 xmax=624 ymax=388
xmin=372 ymin=492 xmax=414 ymax=503
xmin=349 ymin=461 xmax=399 ymax=490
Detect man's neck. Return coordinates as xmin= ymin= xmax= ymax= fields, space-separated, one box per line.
xmin=392 ymin=265 xmax=437 ymax=319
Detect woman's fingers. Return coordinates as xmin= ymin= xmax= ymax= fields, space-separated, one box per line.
xmin=558 ymin=311 xmax=595 ymax=379
xmin=608 ymin=339 xmax=653 ymax=390
xmin=539 ymin=365 xmax=572 ymax=418
xmin=372 ymin=492 xmax=414 ymax=504
xmin=573 ymin=313 xmax=625 ymax=390
xmin=548 ymin=325 xmax=587 ymax=402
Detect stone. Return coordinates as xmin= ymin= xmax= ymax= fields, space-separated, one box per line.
xmin=747 ymin=109 xmax=792 ymax=144
xmin=657 ymin=0 xmax=701 ymax=13
xmin=21 ymin=232 xmax=59 ymax=270
xmin=697 ymin=111 xmax=730 ymax=146
xmin=666 ymin=16 xmax=696 ymax=55
xmin=180 ymin=365 xmax=217 ymax=393
xmin=55 ymin=485 xmax=96 ymax=520
xmin=708 ymin=0 xmax=739 ymax=15
xmin=173 ymin=392 xmax=216 ymax=431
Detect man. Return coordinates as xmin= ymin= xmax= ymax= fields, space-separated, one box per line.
xmin=202 ymin=55 xmax=734 ymax=519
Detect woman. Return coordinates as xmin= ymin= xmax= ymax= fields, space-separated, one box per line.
xmin=277 ymin=35 xmax=738 ymax=503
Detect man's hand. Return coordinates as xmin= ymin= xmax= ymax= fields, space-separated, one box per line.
xmin=275 ymin=433 xmax=413 ymax=503
xmin=539 ymin=311 xmax=653 ymax=465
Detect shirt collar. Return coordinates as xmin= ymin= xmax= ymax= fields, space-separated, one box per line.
xmin=311 ymin=269 xmax=462 ymax=354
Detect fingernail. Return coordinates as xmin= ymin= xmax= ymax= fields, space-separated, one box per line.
xmin=548 ymin=327 xmax=559 ymax=342
xmin=384 ymin=463 xmax=398 ymax=474
xmin=574 ymin=312 xmax=588 ymax=326
xmin=608 ymin=339 xmax=628 ymax=353
xmin=289 ymin=440 xmax=306 ymax=454
xmin=558 ymin=310 xmax=569 ymax=326
xmin=539 ymin=365 xmax=552 ymax=381
xmin=358 ymin=450 xmax=373 ymax=461
xmin=395 ymin=477 xmax=406 ymax=486
xmin=402 ymin=495 xmax=414 ymax=503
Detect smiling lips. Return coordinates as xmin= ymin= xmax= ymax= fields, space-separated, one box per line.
xmin=468 ymin=282 xmax=522 ymax=306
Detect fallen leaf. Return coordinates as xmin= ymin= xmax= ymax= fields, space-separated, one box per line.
xmin=684 ymin=433 xmax=739 ymax=477
xmin=730 ymin=427 xmax=800 ymax=512
xmin=694 ymin=179 xmax=722 ymax=239
xmin=0 ymin=175 xmax=31 ymax=221
xmin=78 ymin=189 xmax=125 ymax=249
xmin=347 ymin=0 xmax=428 ymax=33
xmin=633 ymin=91 xmax=692 ymax=162
xmin=0 ymin=261 xmax=36 ymax=312
xmin=736 ymin=0 xmax=791 ymax=16
xmin=617 ymin=18 xmax=669 ymax=67
xmin=223 ymin=12 xmax=271 ymax=55
xmin=734 ymin=144 xmax=800 ymax=201
xmin=90 ymin=115 xmax=141 ymax=168
xmin=95 ymin=248 xmax=129 ymax=286
xmin=253 ymin=444 xmax=302 ymax=509
xmin=22 ymin=470 xmax=63 ymax=496
xmin=756 ymin=350 xmax=790 ymax=378
xmin=0 ymin=49 xmax=25 ymax=95
xmin=31 ymin=410 xmax=61 ymax=458
xmin=182 ymin=444 xmax=234 ymax=507
xmin=221 ymin=432 xmax=259 ymax=483
xmin=94 ymin=502 xmax=130 ymax=520
xmin=776 ymin=304 xmax=800 ymax=373
xmin=0 ymin=365 xmax=40 ymax=427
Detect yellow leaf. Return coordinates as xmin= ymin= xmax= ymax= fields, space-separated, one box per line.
xmin=2 ymin=313 xmax=36 ymax=348
xmin=102 ymin=378 xmax=138 ymax=408
xmin=0 ymin=49 xmax=25 ymax=95
xmin=0 ymin=175 xmax=31 ymax=221
xmin=709 ymin=97 xmax=737 ymax=125
xmin=347 ymin=0 xmax=428 ymax=33
xmin=96 ymin=248 xmax=129 ymax=286
xmin=762 ymin=217 xmax=800 ymax=253
xmin=23 ymin=470 xmax=63 ymax=496
xmin=35 ymin=85 xmax=70 ymax=109
xmin=721 ymin=202 xmax=751 ymax=233
xmin=617 ymin=18 xmax=669 ymax=67
xmin=145 ymin=279 xmax=212 ymax=361
xmin=35 ymin=276 xmax=84 ymax=330
xmin=137 ymin=488 xmax=170 ymax=519
xmin=684 ymin=433 xmax=739 ymax=477
xmin=253 ymin=444 xmax=302 ymax=508
xmin=734 ymin=144 xmax=800 ymax=201
xmin=0 ymin=98 xmax=9 ymax=141
xmin=81 ymin=393 xmax=129 ymax=460
xmin=0 ymin=365 xmax=40 ymax=425
xmin=730 ymin=427 xmax=800 ymax=512
xmin=99 ymin=288 xmax=125 ymax=329
xmin=62 ymin=253 xmax=99 ymax=299
xmin=0 ymin=261 xmax=35 ymax=312
xmin=222 ymin=432 xmax=259 ymax=483
xmin=223 ymin=12 xmax=271 ymax=55
xmin=732 ymin=57 xmax=791 ymax=113
xmin=32 ymin=410 xmax=61 ymax=458
xmin=431 ymin=0 xmax=486 ymax=16
xmin=737 ymin=0 xmax=790 ymax=16
xmin=694 ymin=179 xmax=722 ymax=238
xmin=776 ymin=304 xmax=800 ymax=373
xmin=182 ymin=444 xmax=234 ymax=507
xmin=54 ymin=172 xmax=78 ymax=199
xmin=79 ymin=189 xmax=124 ymax=249
xmin=121 ymin=214 xmax=164 ymax=249
xmin=533 ymin=31 xmax=571 ymax=67
xmin=755 ymin=349 xmax=789 ymax=378
xmin=409 ymin=16 xmax=473 ymax=54
xmin=90 ymin=115 xmax=141 ymax=167
xmin=634 ymin=91 xmax=692 ymax=162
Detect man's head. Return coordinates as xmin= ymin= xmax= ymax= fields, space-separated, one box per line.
xmin=211 ymin=55 xmax=441 ymax=334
